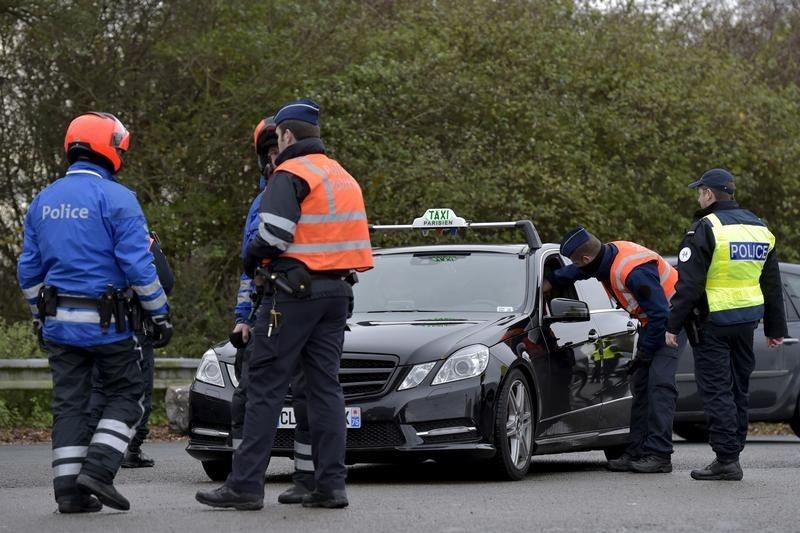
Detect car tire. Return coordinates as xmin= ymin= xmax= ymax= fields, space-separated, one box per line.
xmin=201 ymin=457 xmax=232 ymax=481
xmin=603 ymin=444 xmax=628 ymax=461
xmin=790 ymin=396 xmax=800 ymax=439
xmin=673 ymin=422 xmax=709 ymax=443
xmin=488 ymin=368 xmax=534 ymax=481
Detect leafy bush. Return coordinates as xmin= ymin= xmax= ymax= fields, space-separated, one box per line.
xmin=0 ymin=389 xmax=169 ymax=429
xmin=0 ymin=391 xmax=52 ymax=428
xmin=3 ymin=0 xmax=800 ymax=352
xmin=0 ymin=319 xmax=44 ymax=359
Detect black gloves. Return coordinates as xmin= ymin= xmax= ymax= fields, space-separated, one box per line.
xmin=243 ymin=254 xmax=259 ymax=279
xmin=229 ymin=330 xmax=248 ymax=349
xmin=150 ymin=314 xmax=173 ymax=348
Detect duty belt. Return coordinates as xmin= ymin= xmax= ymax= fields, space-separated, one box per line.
xmin=310 ymin=270 xmax=357 ymax=284
xmin=56 ymin=295 xmax=98 ymax=309
xmin=38 ymin=286 xmax=132 ymax=334
xmin=310 ymin=273 xmax=347 ymax=281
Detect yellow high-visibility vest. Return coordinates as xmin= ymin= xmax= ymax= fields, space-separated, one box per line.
xmin=705 ymin=213 xmax=775 ymax=316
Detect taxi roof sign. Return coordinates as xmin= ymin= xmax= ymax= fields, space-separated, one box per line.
xmin=412 ymin=208 xmax=467 ymax=229
xmin=370 ymin=208 xmax=542 ymax=251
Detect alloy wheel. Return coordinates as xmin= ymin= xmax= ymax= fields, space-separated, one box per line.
xmin=505 ymin=379 xmax=533 ymax=470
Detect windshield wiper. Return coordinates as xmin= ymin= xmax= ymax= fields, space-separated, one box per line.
xmin=365 ymin=309 xmax=421 ymax=313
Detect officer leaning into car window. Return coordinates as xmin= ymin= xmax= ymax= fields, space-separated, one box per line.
xmin=543 ymin=227 xmax=683 ymax=474
xmin=196 ymin=98 xmax=373 ymax=511
xmin=17 ymin=112 xmax=172 ymax=513
xmin=90 ymin=230 xmax=175 ymax=469
xmin=666 ymin=168 xmax=787 ymax=481
xmin=228 ymin=115 xmax=316 ymax=504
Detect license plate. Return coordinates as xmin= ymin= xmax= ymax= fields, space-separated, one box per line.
xmin=278 ymin=407 xmax=361 ymax=429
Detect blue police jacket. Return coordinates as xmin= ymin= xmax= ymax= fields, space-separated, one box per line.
xmin=234 ymin=186 xmax=264 ymax=324
xmin=549 ymin=243 xmax=669 ymax=354
xmin=17 ymin=161 xmax=168 ymax=347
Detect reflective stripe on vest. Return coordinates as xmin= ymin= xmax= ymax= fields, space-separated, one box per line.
xmin=704 ymin=213 xmax=774 ymax=317
xmin=274 ymin=154 xmax=373 ymax=272
xmin=606 ymin=241 xmax=677 ymax=326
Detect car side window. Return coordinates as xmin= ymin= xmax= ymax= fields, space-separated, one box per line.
xmin=575 ymin=278 xmax=614 ymax=310
xmin=781 ymin=273 xmax=800 ymax=322
xmin=542 ymin=253 xmax=578 ymax=301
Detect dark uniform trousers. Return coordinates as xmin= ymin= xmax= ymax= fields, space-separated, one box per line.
xmin=90 ymin=334 xmax=153 ymax=452
xmin=46 ymin=338 xmax=144 ymax=500
xmin=227 ymin=288 xmax=349 ymax=495
xmin=132 ymin=336 xmax=154 ymax=451
xmin=230 ymin=341 xmax=314 ymax=489
xmin=692 ymin=321 xmax=757 ymax=462
xmin=627 ymin=331 xmax=683 ymax=458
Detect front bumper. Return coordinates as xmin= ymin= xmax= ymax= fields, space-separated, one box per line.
xmin=186 ymin=356 xmax=505 ymax=463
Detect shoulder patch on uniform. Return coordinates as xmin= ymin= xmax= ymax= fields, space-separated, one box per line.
xmin=679 ymin=247 xmax=692 ymax=262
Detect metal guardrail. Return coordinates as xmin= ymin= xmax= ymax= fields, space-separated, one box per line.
xmin=0 ymin=358 xmax=199 ymax=390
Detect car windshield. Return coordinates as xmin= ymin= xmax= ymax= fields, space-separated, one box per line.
xmin=352 ymin=252 xmax=528 ymax=313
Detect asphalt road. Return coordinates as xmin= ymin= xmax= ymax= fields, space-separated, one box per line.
xmin=1 ymin=437 xmax=799 ymax=533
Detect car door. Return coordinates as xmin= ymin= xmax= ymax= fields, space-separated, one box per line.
xmin=537 ymin=252 xmax=604 ymax=437
xmin=573 ymin=278 xmax=637 ymax=429
xmin=747 ymin=269 xmax=800 ymax=414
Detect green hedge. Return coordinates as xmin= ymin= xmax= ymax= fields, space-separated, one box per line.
xmin=0 ymin=391 xmax=51 ymax=428
xmin=0 ymin=318 xmax=44 ymax=359
xmin=3 ymin=0 xmax=800 ymax=358
xmin=0 ymin=390 xmax=167 ymax=429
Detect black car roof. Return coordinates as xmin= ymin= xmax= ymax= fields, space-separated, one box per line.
xmin=779 ymin=262 xmax=800 ymax=274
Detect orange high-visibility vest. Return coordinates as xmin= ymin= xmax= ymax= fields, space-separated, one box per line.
xmin=274 ymin=153 xmax=373 ymax=272
xmin=604 ymin=241 xmax=677 ymax=325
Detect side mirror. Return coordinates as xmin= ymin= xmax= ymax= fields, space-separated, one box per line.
xmin=544 ymin=298 xmax=590 ymax=324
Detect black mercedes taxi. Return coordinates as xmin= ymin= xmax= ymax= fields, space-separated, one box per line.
xmin=186 ymin=209 xmax=636 ymax=481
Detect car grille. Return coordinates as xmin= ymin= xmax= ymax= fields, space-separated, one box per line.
xmin=287 ymin=353 xmax=399 ymax=400
xmin=272 ymin=422 xmax=405 ymax=450
xmin=340 ymin=353 xmax=398 ymax=397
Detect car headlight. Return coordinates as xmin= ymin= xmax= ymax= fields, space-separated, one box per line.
xmin=398 ymin=362 xmax=436 ymax=391
xmin=195 ymin=349 xmax=225 ymax=387
xmin=432 ymin=344 xmax=490 ymax=385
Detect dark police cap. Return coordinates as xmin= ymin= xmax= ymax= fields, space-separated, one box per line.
xmin=560 ymin=226 xmax=592 ymax=258
xmin=688 ymin=168 xmax=735 ymax=194
xmin=274 ymin=98 xmax=320 ymax=126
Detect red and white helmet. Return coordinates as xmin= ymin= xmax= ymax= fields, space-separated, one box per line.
xmin=64 ymin=112 xmax=130 ymax=173
xmin=253 ymin=115 xmax=278 ymax=174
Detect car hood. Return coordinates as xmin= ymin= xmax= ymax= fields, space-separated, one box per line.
xmin=345 ymin=311 xmax=526 ymax=365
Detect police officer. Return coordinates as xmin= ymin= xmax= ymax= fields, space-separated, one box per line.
xmin=228 ymin=116 xmax=315 ymax=503
xmin=123 ymin=232 xmax=174 ymax=467
xmin=90 ymin=231 xmax=174 ymax=469
xmin=666 ymin=168 xmax=786 ymax=481
xmin=17 ymin=112 xmax=171 ymax=513
xmin=196 ymin=98 xmax=373 ymax=511
xmin=544 ymin=227 xmax=681 ymax=473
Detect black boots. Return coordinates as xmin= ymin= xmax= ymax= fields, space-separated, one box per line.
xmin=301 ymin=489 xmax=349 ymax=509
xmin=278 ymin=483 xmax=313 ymax=504
xmin=121 ymin=448 xmax=155 ymax=468
xmin=629 ymin=455 xmax=672 ymax=473
xmin=195 ymin=485 xmax=264 ymax=510
xmin=56 ymin=494 xmax=103 ymax=514
xmin=76 ymin=473 xmax=130 ymax=511
xmin=606 ymin=453 xmax=636 ymax=472
xmin=690 ymin=459 xmax=743 ymax=481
